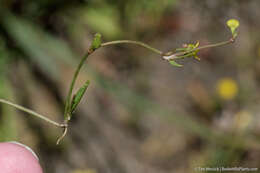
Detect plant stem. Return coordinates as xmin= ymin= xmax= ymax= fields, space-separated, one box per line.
xmin=0 ymin=98 xmax=64 ymax=127
xmin=171 ymin=39 xmax=233 ymax=59
xmin=64 ymin=51 xmax=92 ymax=120
xmin=65 ymin=39 xmax=232 ymax=118
xmin=190 ymin=40 xmax=231 ymax=53
xmin=101 ymin=40 xmax=163 ymax=55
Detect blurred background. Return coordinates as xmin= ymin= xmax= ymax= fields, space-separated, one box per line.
xmin=0 ymin=0 xmax=260 ymax=173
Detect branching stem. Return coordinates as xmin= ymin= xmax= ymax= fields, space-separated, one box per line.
xmin=0 ymin=34 xmax=236 ymax=144
xmin=64 ymin=40 xmax=163 ymax=121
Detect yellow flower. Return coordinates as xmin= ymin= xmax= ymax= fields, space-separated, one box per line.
xmin=226 ymin=19 xmax=240 ymax=30
xmin=226 ymin=19 xmax=240 ymax=38
xmin=217 ymin=78 xmax=238 ymax=100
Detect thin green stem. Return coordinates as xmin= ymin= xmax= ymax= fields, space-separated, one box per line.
xmin=191 ymin=40 xmax=231 ymax=52
xmin=0 ymin=98 xmax=64 ymax=127
xmin=64 ymin=51 xmax=91 ymax=120
xmin=172 ymin=39 xmax=233 ymax=59
xmin=101 ymin=40 xmax=163 ymax=55
xmin=66 ymin=39 xmax=231 ymax=117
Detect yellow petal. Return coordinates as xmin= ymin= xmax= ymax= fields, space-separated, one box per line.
xmin=226 ymin=19 xmax=240 ymax=30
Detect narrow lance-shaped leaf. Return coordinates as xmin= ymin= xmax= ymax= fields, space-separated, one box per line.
xmin=169 ymin=60 xmax=183 ymax=67
xmin=70 ymin=80 xmax=90 ymax=114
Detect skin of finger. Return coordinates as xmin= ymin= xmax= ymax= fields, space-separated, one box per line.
xmin=0 ymin=142 xmax=43 ymax=173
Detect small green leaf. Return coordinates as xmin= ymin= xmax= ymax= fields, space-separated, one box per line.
xmin=70 ymin=80 xmax=90 ymax=114
xmin=91 ymin=33 xmax=102 ymax=50
xmin=169 ymin=60 xmax=183 ymax=67
xmin=226 ymin=19 xmax=239 ymax=38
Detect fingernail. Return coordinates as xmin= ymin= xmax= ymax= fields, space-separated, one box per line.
xmin=8 ymin=141 xmax=39 ymax=161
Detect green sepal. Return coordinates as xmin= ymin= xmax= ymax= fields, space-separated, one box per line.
xmin=70 ymin=80 xmax=90 ymax=114
xmin=90 ymin=33 xmax=102 ymax=50
xmin=169 ymin=60 xmax=183 ymax=67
